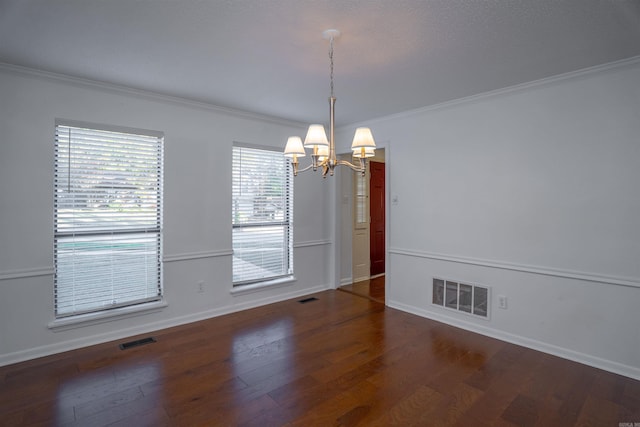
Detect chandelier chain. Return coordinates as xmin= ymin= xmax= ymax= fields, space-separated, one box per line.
xmin=329 ymin=35 xmax=334 ymax=98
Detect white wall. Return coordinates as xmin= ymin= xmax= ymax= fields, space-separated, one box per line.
xmin=339 ymin=58 xmax=640 ymax=379
xmin=0 ymin=65 xmax=332 ymax=365
xmin=3 ymin=57 xmax=639 ymax=381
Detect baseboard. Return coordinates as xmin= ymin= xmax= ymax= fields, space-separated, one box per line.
xmin=0 ymin=284 xmax=328 ymax=367
xmin=387 ymin=299 xmax=640 ymax=381
xmin=229 ymin=284 xmax=327 ymax=312
xmin=340 ymin=277 xmax=354 ymax=286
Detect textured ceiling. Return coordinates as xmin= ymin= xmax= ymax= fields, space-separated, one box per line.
xmin=1 ymin=0 xmax=639 ymax=126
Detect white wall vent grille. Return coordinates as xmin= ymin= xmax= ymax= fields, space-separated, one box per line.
xmin=432 ymin=278 xmax=488 ymax=318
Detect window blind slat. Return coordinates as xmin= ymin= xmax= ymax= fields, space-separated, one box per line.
xmin=54 ymin=123 xmax=163 ymax=318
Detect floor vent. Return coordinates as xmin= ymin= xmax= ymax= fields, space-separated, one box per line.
xmin=432 ymin=278 xmax=489 ymax=318
xmin=298 ymin=297 xmax=318 ymax=304
xmin=119 ymin=337 xmax=156 ymax=350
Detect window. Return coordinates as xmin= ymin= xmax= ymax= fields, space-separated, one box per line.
xmin=54 ymin=121 xmax=163 ymax=318
xmin=354 ymin=170 xmax=368 ymax=228
xmin=232 ymin=144 xmax=293 ymax=285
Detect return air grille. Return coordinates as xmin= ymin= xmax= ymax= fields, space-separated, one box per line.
xmin=119 ymin=337 xmax=156 ymax=350
xmin=432 ymin=278 xmax=488 ymax=318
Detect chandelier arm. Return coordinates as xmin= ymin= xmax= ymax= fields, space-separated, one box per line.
xmin=292 ymin=158 xmax=366 ymax=177
xmin=293 ymin=157 xmax=331 ymax=174
xmin=296 ymin=164 xmax=315 ymax=174
xmin=336 ymin=158 xmax=368 ymax=175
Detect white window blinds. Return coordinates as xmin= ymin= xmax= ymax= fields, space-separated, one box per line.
xmin=232 ymin=144 xmax=293 ymax=285
xmin=54 ymin=122 xmax=163 ymax=317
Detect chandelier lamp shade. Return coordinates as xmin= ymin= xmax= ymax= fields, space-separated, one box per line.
xmin=284 ymin=29 xmax=376 ymax=177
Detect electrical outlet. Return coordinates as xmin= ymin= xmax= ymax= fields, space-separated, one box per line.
xmin=197 ymin=281 xmax=205 ymax=293
xmin=498 ymin=295 xmax=508 ymax=309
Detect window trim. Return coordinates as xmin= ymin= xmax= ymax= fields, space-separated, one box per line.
xmin=231 ymin=142 xmax=294 ymax=286
xmin=48 ymin=300 xmax=168 ymax=331
xmin=53 ymin=119 xmax=164 ymax=319
xmin=229 ymin=276 xmax=297 ymax=296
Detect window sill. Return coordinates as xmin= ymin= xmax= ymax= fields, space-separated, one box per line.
xmin=48 ymin=300 xmax=168 ymax=332
xmin=230 ymin=276 xmax=296 ymax=296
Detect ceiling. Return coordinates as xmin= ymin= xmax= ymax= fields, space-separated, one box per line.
xmin=1 ymin=0 xmax=639 ymax=126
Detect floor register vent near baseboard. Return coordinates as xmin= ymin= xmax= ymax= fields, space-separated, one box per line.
xmin=119 ymin=337 xmax=157 ymax=350
xmin=432 ymin=278 xmax=488 ymax=318
xmin=298 ymin=297 xmax=319 ymax=304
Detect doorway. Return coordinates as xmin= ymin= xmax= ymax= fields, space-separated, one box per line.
xmin=340 ymin=150 xmax=385 ymax=303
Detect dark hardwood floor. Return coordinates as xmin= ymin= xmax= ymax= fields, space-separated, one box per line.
xmin=339 ymin=276 xmax=385 ymax=303
xmin=1 ymin=290 xmax=639 ymax=426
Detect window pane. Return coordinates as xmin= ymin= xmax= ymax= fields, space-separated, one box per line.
xmin=55 ymin=233 xmax=161 ymax=316
xmin=354 ymin=172 xmax=367 ymax=226
xmin=233 ymin=226 xmax=288 ymax=282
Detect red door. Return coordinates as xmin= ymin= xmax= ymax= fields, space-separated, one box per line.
xmin=369 ymin=161 xmax=385 ymax=276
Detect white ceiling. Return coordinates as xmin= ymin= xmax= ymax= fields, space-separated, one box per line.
xmin=1 ymin=0 xmax=639 ymax=126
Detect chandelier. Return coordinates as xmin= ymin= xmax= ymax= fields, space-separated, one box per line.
xmin=284 ymin=29 xmax=376 ymax=177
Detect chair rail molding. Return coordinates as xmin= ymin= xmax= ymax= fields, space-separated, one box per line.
xmin=389 ymin=247 xmax=640 ymax=289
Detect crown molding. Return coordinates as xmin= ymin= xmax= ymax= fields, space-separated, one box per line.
xmin=346 ymin=55 xmax=640 ymax=128
xmin=4 ymin=55 xmax=639 ymax=135
xmin=0 ymin=62 xmax=307 ymax=128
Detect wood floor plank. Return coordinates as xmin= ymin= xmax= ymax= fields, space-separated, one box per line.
xmin=417 ymin=381 xmax=485 ymax=426
xmin=1 ymin=289 xmax=639 ymax=427
xmin=285 ymin=377 xmax=380 ymax=427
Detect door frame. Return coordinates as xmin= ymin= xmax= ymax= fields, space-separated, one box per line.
xmin=336 ymin=145 xmax=391 ymax=292
xmin=336 ymin=142 xmax=389 ymax=304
